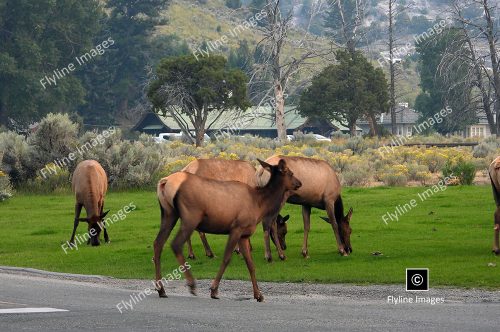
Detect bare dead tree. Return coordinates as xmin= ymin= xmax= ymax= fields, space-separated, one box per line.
xmin=452 ymin=0 xmax=500 ymax=133
xmin=252 ymin=0 xmax=334 ymax=141
xmin=386 ymin=0 xmax=414 ymax=135
xmin=442 ymin=0 xmax=497 ymax=134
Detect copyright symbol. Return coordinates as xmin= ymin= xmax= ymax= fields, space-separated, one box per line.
xmin=411 ymin=274 xmax=423 ymax=286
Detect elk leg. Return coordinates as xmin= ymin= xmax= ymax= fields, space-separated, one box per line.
xmin=493 ymin=209 xmax=500 ymax=255
xmin=198 ymin=232 xmax=214 ymax=258
xmin=210 ymin=230 xmax=241 ymax=299
xmin=153 ymin=204 xmax=178 ymax=298
xmin=262 ymin=217 xmax=273 ymax=262
xmin=171 ymin=223 xmax=197 ymax=296
xmin=103 ymin=224 xmax=109 ymax=243
xmin=238 ymin=236 xmax=263 ymax=302
xmin=69 ymin=203 xmax=83 ymax=244
xmin=301 ymin=205 xmax=311 ymax=258
xmin=100 ymin=205 xmax=109 ymax=243
xmin=326 ymin=203 xmax=347 ymax=256
xmin=271 ymin=219 xmax=286 ymax=260
xmin=186 ymin=236 xmax=196 ymax=259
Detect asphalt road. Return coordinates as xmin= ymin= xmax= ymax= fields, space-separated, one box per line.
xmin=0 ymin=268 xmax=499 ymax=332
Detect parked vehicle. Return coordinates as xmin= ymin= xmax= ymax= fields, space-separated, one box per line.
xmin=154 ymin=132 xmax=210 ymax=143
xmin=310 ymin=134 xmax=331 ymax=142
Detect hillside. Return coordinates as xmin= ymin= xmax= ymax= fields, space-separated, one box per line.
xmin=155 ymin=0 xmax=435 ymax=105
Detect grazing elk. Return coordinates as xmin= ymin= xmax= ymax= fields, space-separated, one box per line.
xmin=257 ymin=155 xmax=353 ymax=260
xmin=70 ymin=160 xmax=110 ymax=246
xmin=153 ymin=159 xmax=301 ymax=301
xmin=180 ymin=158 xmax=289 ymax=260
xmin=488 ymin=157 xmax=500 ymax=255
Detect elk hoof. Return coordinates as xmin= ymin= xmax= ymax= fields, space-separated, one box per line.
xmin=255 ymin=293 xmax=264 ymax=302
xmin=188 ymin=282 xmax=197 ymax=296
xmin=301 ymin=250 xmax=309 ymax=258
xmin=158 ymin=288 xmax=168 ymax=298
xmin=234 ymin=249 xmax=241 ymax=255
xmin=206 ymin=252 xmax=215 ymax=258
xmin=493 ymin=248 xmax=500 ymax=255
xmin=279 ymin=254 xmax=286 ymax=261
xmin=188 ymin=253 xmax=196 ymax=260
xmin=265 ymin=256 xmax=272 ymax=263
xmin=210 ymin=287 xmax=219 ymax=299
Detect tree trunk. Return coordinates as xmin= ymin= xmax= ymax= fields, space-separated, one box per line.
xmin=349 ymin=121 xmax=357 ymax=137
xmin=482 ymin=0 xmax=500 ymax=135
xmin=388 ymin=0 xmax=397 ymax=135
xmin=195 ymin=130 xmax=204 ymax=147
xmin=368 ymin=113 xmax=378 ymax=136
xmin=274 ymin=81 xmax=287 ymax=141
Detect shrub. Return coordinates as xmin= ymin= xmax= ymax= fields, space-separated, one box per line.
xmin=0 ymin=131 xmax=35 ymax=186
xmin=418 ymin=149 xmax=447 ymax=173
xmin=345 ymin=136 xmax=368 ymax=154
xmin=441 ymin=159 xmax=476 ymax=185
xmin=380 ymin=173 xmax=408 ymax=186
xmin=407 ymin=163 xmax=431 ymax=184
xmin=30 ymin=113 xmax=79 ymax=167
xmin=379 ymin=164 xmax=409 ymax=186
xmin=28 ymin=164 xmax=71 ymax=193
xmin=473 ymin=141 xmax=496 ymax=158
xmin=0 ymin=170 xmax=13 ymax=201
xmin=341 ymin=164 xmax=371 ymax=186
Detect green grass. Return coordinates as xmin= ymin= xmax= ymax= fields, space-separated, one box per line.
xmin=0 ymin=186 xmax=498 ymax=288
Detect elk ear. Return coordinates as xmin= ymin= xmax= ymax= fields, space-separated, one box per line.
xmin=320 ymin=216 xmax=331 ymax=224
xmin=257 ymin=159 xmax=272 ymax=172
xmin=101 ymin=210 xmax=110 ymax=219
xmin=346 ymin=207 xmax=353 ymax=221
xmin=277 ymin=159 xmax=288 ymax=172
xmin=282 ymin=214 xmax=290 ymax=223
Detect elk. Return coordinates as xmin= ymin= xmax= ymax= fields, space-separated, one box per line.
xmin=70 ymin=160 xmax=110 ymax=246
xmin=181 ymin=158 xmax=289 ymax=260
xmin=153 ymin=159 xmax=301 ymax=301
xmin=256 ymin=155 xmax=353 ymax=260
xmin=488 ymin=156 xmax=500 ymax=255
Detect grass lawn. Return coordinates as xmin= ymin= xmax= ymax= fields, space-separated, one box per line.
xmin=0 ymin=186 xmax=498 ymax=288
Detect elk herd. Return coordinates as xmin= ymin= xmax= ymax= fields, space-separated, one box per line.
xmin=68 ymin=154 xmax=500 ymax=302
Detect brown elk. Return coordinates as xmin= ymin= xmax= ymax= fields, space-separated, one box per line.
xmin=180 ymin=158 xmax=289 ymax=260
xmin=257 ymin=155 xmax=353 ymax=260
xmin=70 ymin=160 xmax=110 ymax=246
xmin=488 ymin=156 xmax=500 ymax=255
xmin=153 ymin=159 xmax=301 ymax=301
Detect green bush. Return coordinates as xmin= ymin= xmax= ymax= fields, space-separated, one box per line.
xmin=441 ymin=159 xmax=476 ymax=185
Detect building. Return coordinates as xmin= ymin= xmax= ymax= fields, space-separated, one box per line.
xmin=132 ymin=107 xmax=362 ymax=138
xmin=358 ymin=105 xmax=420 ymax=136
xmin=464 ymin=112 xmax=494 ymax=138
